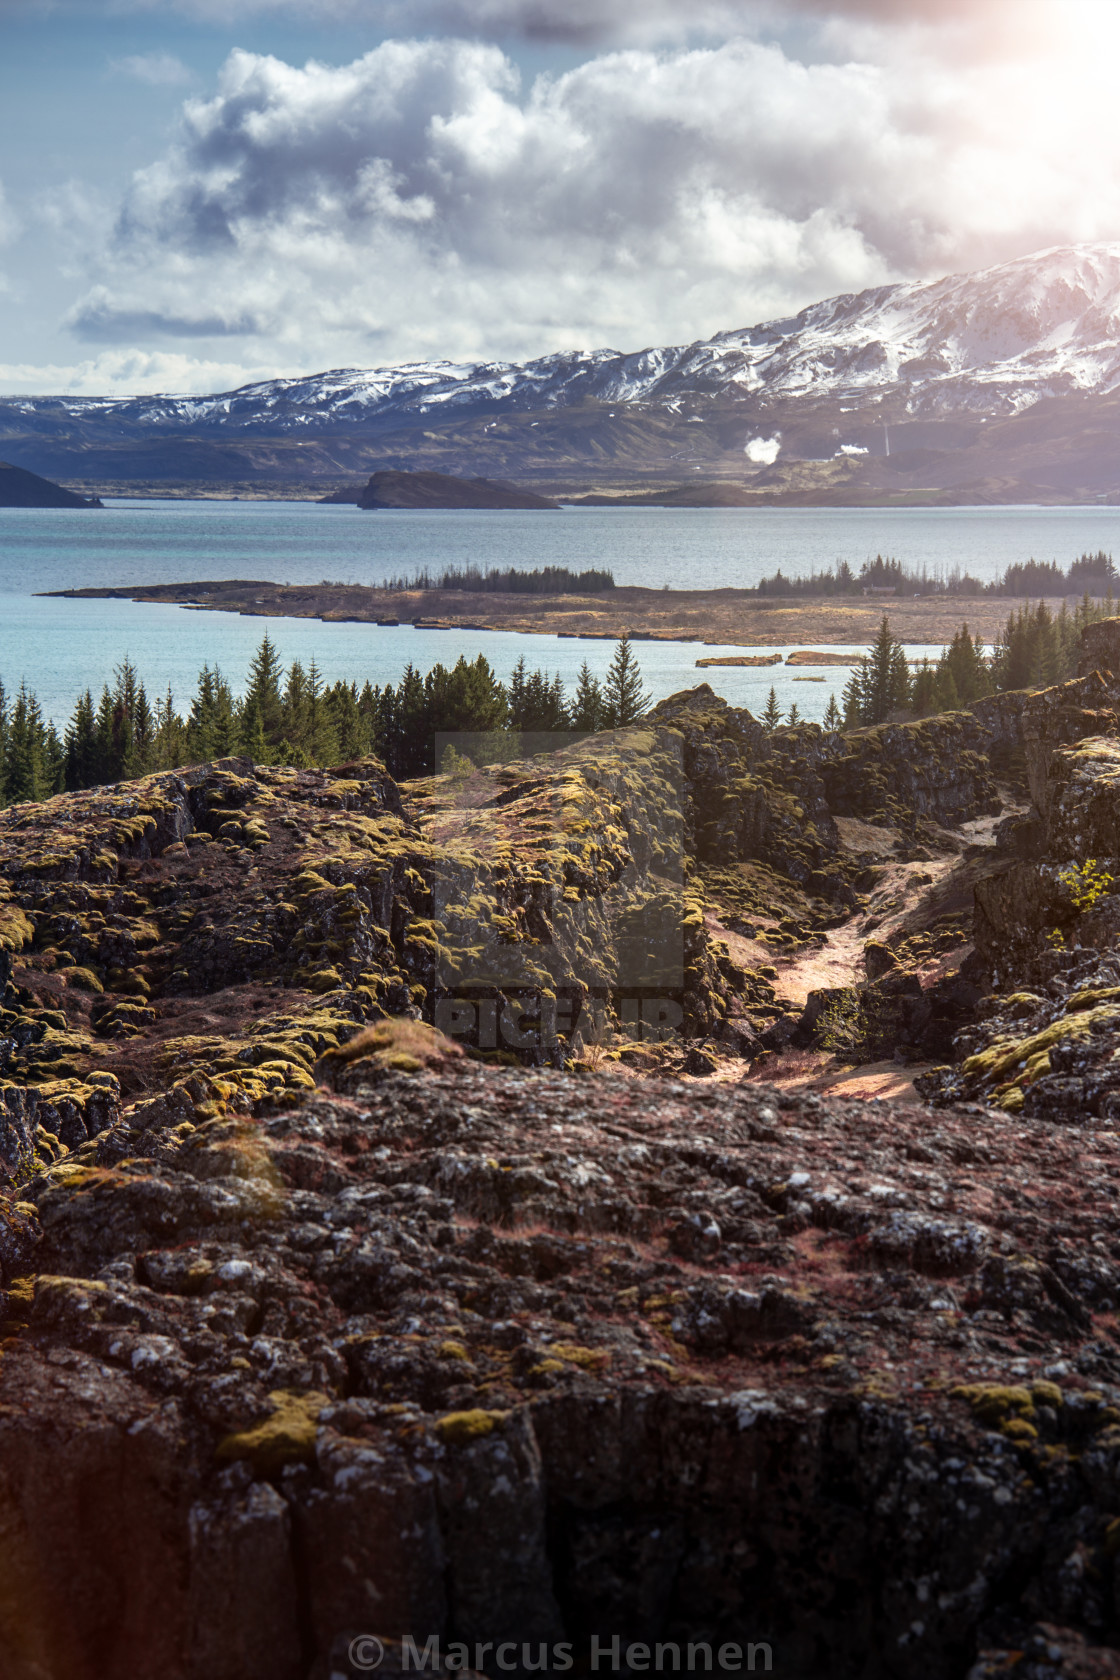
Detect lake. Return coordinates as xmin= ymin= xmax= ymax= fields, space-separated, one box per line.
xmin=1 ymin=498 xmax=1117 ymax=728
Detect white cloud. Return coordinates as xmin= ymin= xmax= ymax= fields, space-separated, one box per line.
xmin=0 ymin=347 xmax=287 ymax=396
xmin=38 ymin=5 xmax=1120 ymax=388
xmin=110 ymin=51 xmax=193 ymax=85
xmin=62 ymin=38 xmax=911 ymax=368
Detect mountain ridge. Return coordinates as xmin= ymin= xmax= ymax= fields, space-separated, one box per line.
xmin=8 ymin=243 xmax=1120 ymax=499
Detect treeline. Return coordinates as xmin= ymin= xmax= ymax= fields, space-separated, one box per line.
xmin=839 ymin=593 xmax=1116 ymax=727
xmin=380 ymin=564 xmax=615 ymax=595
xmin=753 ymin=552 xmax=1119 ymax=600
xmin=0 ymin=633 xmax=650 ymax=808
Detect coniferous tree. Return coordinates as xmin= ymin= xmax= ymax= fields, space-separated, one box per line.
xmin=761 ymin=686 xmax=783 ymax=731
xmin=64 ymin=689 xmax=99 ymax=789
xmin=787 ymin=702 xmax=801 ymax=726
xmin=4 ymin=683 xmax=46 ymax=804
xmin=303 ymin=659 xmax=339 ymax=766
xmin=939 ymin=623 xmax=991 ymax=706
xmin=42 ymin=723 xmax=65 ymax=794
xmin=843 ymin=617 xmax=912 ymax=726
xmin=602 ymin=634 xmax=649 ymax=727
xmin=571 ymin=661 xmax=605 ymax=732
xmin=187 ymin=666 xmax=236 ymax=762
xmin=822 ymin=693 xmax=842 ymax=732
xmin=241 ymin=633 xmax=285 ymax=756
xmin=152 ymin=686 xmax=187 ymax=771
xmin=282 ymin=660 xmax=309 ymax=754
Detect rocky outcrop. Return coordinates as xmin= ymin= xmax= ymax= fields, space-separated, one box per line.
xmin=12 ymin=643 xmax=1120 ymax=1675
xmin=0 ymin=730 xmax=772 ymax=1178
xmin=920 ymin=626 xmax=1120 ymax=1114
xmin=6 ymin=1046 xmax=1120 ymax=1678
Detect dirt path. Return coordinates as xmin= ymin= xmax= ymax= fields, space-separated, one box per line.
xmin=707 ymin=803 xmax=1019 ymax=1101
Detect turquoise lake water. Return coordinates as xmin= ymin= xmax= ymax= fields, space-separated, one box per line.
xmin=1 ymin=498 xmax=1118 ymax=727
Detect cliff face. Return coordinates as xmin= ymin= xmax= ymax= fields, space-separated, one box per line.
xmin=8 ymin=645 xmax=1120 ymax=1677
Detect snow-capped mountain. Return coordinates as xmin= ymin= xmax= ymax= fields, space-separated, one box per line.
xmin=11 ymin=242 xmax=1120 ymax=438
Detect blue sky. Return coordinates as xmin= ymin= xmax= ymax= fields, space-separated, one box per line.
xmin=0 ymin=0 xmax=1116 ymax=397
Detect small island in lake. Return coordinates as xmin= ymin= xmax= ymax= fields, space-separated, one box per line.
xmin=322 ymin=468 xmax=559 ymax=510
xmin=0 ymin=459 xmax=102 ymax=508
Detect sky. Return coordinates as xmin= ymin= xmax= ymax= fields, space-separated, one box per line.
xmin=2 ymin=0 xmax=1120 ymax=397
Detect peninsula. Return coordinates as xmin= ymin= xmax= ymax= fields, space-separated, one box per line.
xmin=45 ymin=575 xmax=1069 ymax=646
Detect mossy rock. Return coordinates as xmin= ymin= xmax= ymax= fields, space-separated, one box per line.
xmin=435 ymin=1408 xmax=507 ymax=1445
xmin=0 ymin=906 xmax=35 ymax=954
xmin=215 ymin=1385 xmax=327 ymax=1473
xmin=66 ymin=968 xmax=104 ymax=994
xmin=316 ymin=1017 xmax=463 ymax=1084
xmin=951 ymin=1383 xmax=1036 ymax=1433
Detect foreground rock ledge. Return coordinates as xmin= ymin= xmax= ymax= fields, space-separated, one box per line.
xmin=3 ymin=1047 xmax=1120 ymax=1680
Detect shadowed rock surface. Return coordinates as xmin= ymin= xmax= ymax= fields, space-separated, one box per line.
xmin=8 ymin=627 xmax=1120 ymax=1675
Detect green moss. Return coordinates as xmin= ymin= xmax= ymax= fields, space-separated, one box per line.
xmin=963 ymin=1005 xmax=1120 ymax=1085
xmin=0 ymin=905 xmax=34 ymax=953
xmin=951 ymin=1383 xmax=1037 ymax=1430
xmin=435 ymin=1408 xmax=506 ymax=1444
xmin=215 ymin=1387 xmax=329 ymax=1473
xmin=438 ymin=1340 xmax=471 ymax=1362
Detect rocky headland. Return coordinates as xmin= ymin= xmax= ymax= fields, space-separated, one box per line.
xmin=0 ymin=459 xmax=102 ymax=509
xmin=7 ymin=625 xmax=1120 ymax=1675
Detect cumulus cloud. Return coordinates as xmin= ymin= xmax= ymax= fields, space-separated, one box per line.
xmin=61 ymin=38 xmax=911 ymax=364
xmin=56 ymin=18 xmax=1120 ymax=379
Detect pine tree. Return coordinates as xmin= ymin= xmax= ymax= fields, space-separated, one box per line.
xmin=281 ymin=660 xmax=309 ymax=755
xmin=787 ymin=702 xmax=801 ymax=726
xmin=822 ymin=693 xmax=842 ymax=732
xmin=4 ymin=682 xmax=46 ymax=804
xmin=152 ymin=686 xmax=187 ymax=771
xmin=42 ymin=723 xmax=66 ymax=794
xmin=64 ymin=689 xmax=99 ymax=789
xmin=602 ymin=634 xmax=649 ymax=727
xmin=507 ymin=655 xmax=529 ymax=728
xmin=571 ymin=661 xmax=604 ymax=732
xmin=303 ymin=659 xmax=339 ymax=765
xmin=242 ymin=633 xmax=285 ymax=757
xmin=761 ymin=686 xmax=783 ymax=731
xmin=844 ymin=617 xmax=911 ymax=726
xmin=939 ymin=622 xmax=991 ymax=706
xmin=188 ymin=666 xmax=236 ymax=762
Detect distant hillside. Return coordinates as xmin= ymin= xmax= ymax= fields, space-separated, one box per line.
xmin=0 ymin=460 xmax=102 ymax=509
xmin=11 ymin=244 xmax=1120 ymax=500
xmin=355 ymin=469 xmax=557 ymax=509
